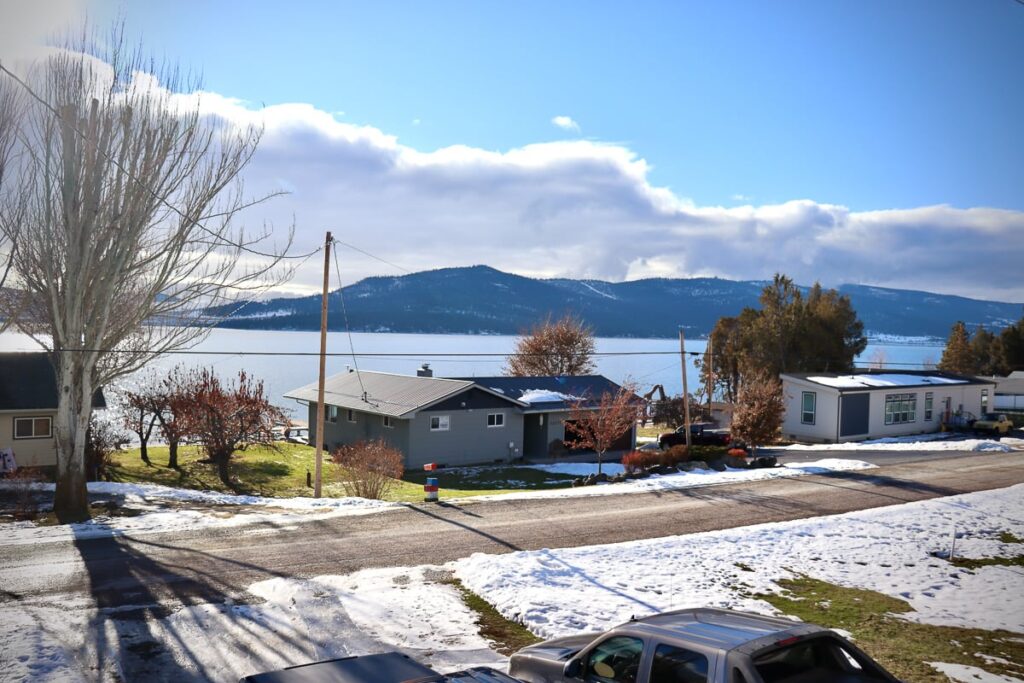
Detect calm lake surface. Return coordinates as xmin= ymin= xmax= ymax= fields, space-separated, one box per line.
xmin=0 ymin=329 xmax=944 ymax=418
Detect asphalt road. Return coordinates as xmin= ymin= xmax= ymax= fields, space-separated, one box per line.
xmin=3 ymin=451 xmax=1022 ymax=613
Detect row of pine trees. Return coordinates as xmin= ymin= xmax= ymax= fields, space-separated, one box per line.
xmin=938 ymin=318 xmax=1024 ymax=376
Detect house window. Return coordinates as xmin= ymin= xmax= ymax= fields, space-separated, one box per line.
xmin=884 ymin=393 xmax=916 ymax=425
xmin=14 ymin=416 xmax=52 ymax=439
xmin=346 ymin=409 xmax=356 ymax=423
xmin=801 ymin=392 xmax=816 ymax=425
xmin=382 ymin=415 xmax=394 ymax=429
xmin=925 ymin=392 xmax=933 ymax=421
xmin=538 ymin=414 xmax=544 ymax=426
xmin=429 ymin=415 xmax=450 ymax=431
xmin=327 ymin=405 xmax=338 ymax=423
xmin=982 ymin=389 xmax=988 ymax=411
xmin=487 ymin=413 xmax=505 ymax=428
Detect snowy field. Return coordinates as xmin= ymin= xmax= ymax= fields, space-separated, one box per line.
xmin=2 ymin=485 xmax=1022 ymax=682
xmin=454 ymin=483 xmax=1024 ymax=636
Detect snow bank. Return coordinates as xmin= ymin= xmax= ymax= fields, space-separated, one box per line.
xmin=778 ymin=435 xmax=1023 ymax=452
xmin=467 ymin=459 xmax=875 ymax=501
xmin=0 ymin=479 xmax=398 ymax=510
xmin=454 ymin=484 xmax=1024 ymax=639
xmin=0 ymin=482 xmax=397 ymax=546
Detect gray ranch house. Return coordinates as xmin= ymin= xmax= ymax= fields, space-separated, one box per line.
xmin=283 ymin=366 xmax=636 ymax=468
xmin=780 ymin=370 xmax=996 ymax=444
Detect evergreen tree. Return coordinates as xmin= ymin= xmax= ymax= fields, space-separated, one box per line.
xmin=999 ymin=316 xmax=1024 ymax=373
xmin=969 ymin=325 xmax=1002 ymax=376
xmin=938 ymin=322 xmax=977 ymax=374
xmin=699 ymin=274 xmax=867 ymax=394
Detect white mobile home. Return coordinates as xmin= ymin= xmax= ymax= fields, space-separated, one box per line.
xmin=780 ymin=371 xmax=996 ymax=443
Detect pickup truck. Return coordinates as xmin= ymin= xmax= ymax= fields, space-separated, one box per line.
xmin=973 ymin=413 xmax=1014 ymax=436
xmin=508 ymin=608 xmax=899 ymax=683
xmin=659 ymin=424 xmax=733 ymax=449
xmin=242 ymin=609 xmax=899 ymax=683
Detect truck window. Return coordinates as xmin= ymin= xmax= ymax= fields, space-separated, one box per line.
xmin=585 ymin=636 xmax=645 ymax=683
xmin=753 ymin=636 xmax=885 ymax=683
xmin=649 ymin=643 xmax=709 ymax=682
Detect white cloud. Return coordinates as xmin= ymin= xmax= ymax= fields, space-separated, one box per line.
xmin=9 ymin=53 xmax=1024 ymax=302
xmin=172 ymin=93 xmax=1019 ymax=301
xmin=551 ymin=115 xmax=581 ymax=133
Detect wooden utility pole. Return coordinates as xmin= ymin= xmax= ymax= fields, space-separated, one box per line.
xmin=313 ymin=231 xmax=332 ymax=498
xmin=706 ymin=337 xmax=714 ymax=419
xmin=679 ymin=327 xmax=692 ymax=449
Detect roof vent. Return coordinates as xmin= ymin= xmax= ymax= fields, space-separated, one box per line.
xmin=417 ymin=363 xmax=433 ymax=378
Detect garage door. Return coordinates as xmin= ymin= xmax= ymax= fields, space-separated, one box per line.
xmin=839 ymin=393 xmax=870 ymax=437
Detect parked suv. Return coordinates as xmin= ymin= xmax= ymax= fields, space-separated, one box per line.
xmin=508 ymin=608 xmax=899 ymax=683
xmin=659 ymin=424 xmax=732 ymax=449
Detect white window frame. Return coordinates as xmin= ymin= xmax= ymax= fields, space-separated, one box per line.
xmin=327 ymin=405 xmax=339 ymax=423
xmin=884 ymin=393 xmax=916 ymax=425
xmin=13 ymin=416 xmax=53 ymax=440
xmin=382 ymin=415 xmax=394 ymax=429
xmin=800 ymin=392 xmax=816 ymax=425
xmin=924 ymin=392 xmax=933 ymax=421
xmin=487 ymin=412 xmax=505 ymax=428
xmin=430 ymin=415 xmax=450 ymax=432
xmin=346 ymin=409 xmax=356 ymax=423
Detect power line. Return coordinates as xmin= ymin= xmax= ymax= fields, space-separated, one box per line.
xmin=331 ymin=237 xmax=368 ymax=400
xmin=0 ymin=60 xmax=321 ymax=262
xmin=334 ymin=240 xmax=412 ymax=274
xmin=45 ymin=346 xmax=939 ymax=367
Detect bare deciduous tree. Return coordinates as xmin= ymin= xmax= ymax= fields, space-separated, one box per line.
xmin=121 ymin=384 xmax=160 ymax=467
xmin=564 ymin=384 xmax=641 ymax=475
xmin=180 ymin=368 xmax=284 ymax=489
xmin=505 ymin=314 xmax=596 ymax=377
xmin=731 ymin=372 xmax=784 ymax=454
xmin=0 ymin=75 xmax=22 ymax=298
xmin=0 ymin=32 xmax=293 ymax=521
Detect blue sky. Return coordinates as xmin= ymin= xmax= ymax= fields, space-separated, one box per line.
xmin=3 ymin=0 xmax=1023 ymax=299
xmin=100 ymin=0 xmax=1024 ymax=212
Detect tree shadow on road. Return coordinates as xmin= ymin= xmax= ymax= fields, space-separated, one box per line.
xmin=69 ymin=522 xmax=310 ymax=682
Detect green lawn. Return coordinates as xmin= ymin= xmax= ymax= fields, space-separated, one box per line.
xmin=756 ymin=576 xmax=1024 ymax=682
xmin=107 ymin=444 xmax=570 ymax=503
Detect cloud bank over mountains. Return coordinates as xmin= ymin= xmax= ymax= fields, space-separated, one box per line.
xmin=195 ymin=89 xmax=1021 ymax=301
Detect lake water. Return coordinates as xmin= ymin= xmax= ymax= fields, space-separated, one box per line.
xmin=0 ymin=329 xmax=944 ymax=418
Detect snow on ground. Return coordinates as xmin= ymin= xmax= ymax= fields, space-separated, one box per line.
xmin=454 ymin=484 xmax=1024 ymax=639
xmin=467 ymin=459 xmax=876 ymax=501
xmin=0 ymin=566 xmax=504 ymax=683
xmin=929 ymin=662 xmax=1024 ymax=682
xmin=778 ymin=433 xmax=1024 ymax=452
xmin=0 ymin=481 xmax=397 ymax=547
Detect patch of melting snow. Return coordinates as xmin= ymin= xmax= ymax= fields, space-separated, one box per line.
xmin=929 ymin=662 xmax=1023 ymax=682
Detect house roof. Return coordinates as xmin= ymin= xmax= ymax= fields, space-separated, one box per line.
xmin=982 ymin=371 xmax=1024 ymax=396
xmin=449 ymin=375 xmax=632 ymax=412
xmin=0 ymin=352 xmax=106 ymax=411
xmin=283 ymin=370 xmax=520 ymax=418
xmin=782 ymin=369 xmax=995 ymax=393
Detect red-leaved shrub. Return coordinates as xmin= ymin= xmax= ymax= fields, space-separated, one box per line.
xmin=622 ymin=445 xmax=690 ymax=473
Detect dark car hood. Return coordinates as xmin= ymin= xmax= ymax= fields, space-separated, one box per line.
xmin=514 ymin=633 xmax=600 ymax=662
